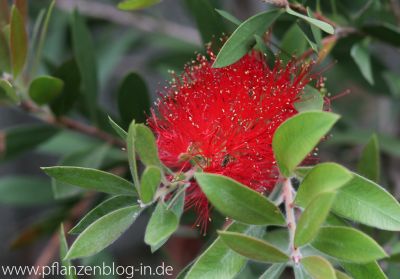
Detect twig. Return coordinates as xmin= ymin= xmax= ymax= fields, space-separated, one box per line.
xmin=19 ymin=100 xmax=125 ymax=148
xmin=55 ymin=0 xmax=201 ymax=45
xmin=283 ymin=178 xmax=301 ymax=263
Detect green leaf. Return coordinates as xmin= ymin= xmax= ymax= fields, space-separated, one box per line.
xmin=254 ymin=34 xmax=275 ymax=67
xmin=29 ymin=76 xmax=64 ymax=105
xmin=213 ymin=10 xmax=282 ymax=68
xmin=362 ymin=23 xmax=400 ymax=47
xmin=108 ymin=116 xmax=128 ymax=139
xmin=71 ymin=10 xmax=98 ymax=123
xmin=195 ymin=173 xmax=285 ymax=226
xmin=280 ymin=23 xmax=307 ymax=62
xmin=117 ymin=72 xmax=150 ymax=127
xmin=218 ymin=231 xmax=289 ymax=263
xmin=295 ymin=192 xmax=336 ymax=247
xmin=272 ymin=111 xmax=340 ymax=177
xmin=184 ymin=0 xmax=227 ymax=45
xmin=65 ymin=205 xmax=141 ymax=259
xmin=0 ymin=176 xmax=53 ymax=206
xmin=31 ymin=0 xmax=55 ymax=75
xmin=294 ymin=86 xmax=324 ymax=112
xmin=0 ymin=79 xmax=19 ymax=103
xmin=42 ymin=166 xmax=136 ymax=196
xmin=117 ymin=0 xmax=161 ymax=10
xmin=51 ymin=144 xmax=111 ymax=199
xmin=60 ymin=224 xmax=77 ymax=279
xmin=259 ymin=263 xmax=285 ymax=279
xmin=133 ymin=124 xmax=161 ymax=167
xmin=294 ymin=265 xmax=313 ymax=279
xmin=144 ymin=201 xmax=179 ymax=248
xmin=70 ymin=195 xmax=136 ymax=234
xmin=140 ymin=166 xmax=162 ymax=204
xmin=127 ymin=121 xmax=140 ymax=195
xmin=0 ymin=124 xmax=59 ymax=163
xmin=351 ymin=41 xmax=374 ymax=85
xmin=10 ymin=5 xmax=27 ymax=78
xmin=311 ymin=226 xmax=387 ymax=263
xmin=301 ymin=256 xmax=336 ymax=279
xmin=184 ymin=223 xmax=263 ymax=279
xmin=50 ymin=59 xmax=81 ymax=116
xmin=286 ymin=6 xmax=334 ymax=34
xmin=332 ymin=173 xmax=400 ymax=231
xmin=295 ymin=163 xmax=352 ymax=207
xmin=215 ymin=9 xmax=241 ymax=26
xmin=357 ymin=134 xmax=380 ymax=183
xmin=342 ymin=261 xmax=387 ymax=279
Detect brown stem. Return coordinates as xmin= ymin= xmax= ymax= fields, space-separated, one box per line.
xmin=19 ymin=100 xmax=125 ymax=148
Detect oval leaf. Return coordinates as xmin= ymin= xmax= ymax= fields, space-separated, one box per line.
xmin=65 ymin=205 xmax=141 ymax=259
xmin=301 ymin=256 xmax=336 ymax=279
xmin=272 ymin=111 xmax=340 ymax=177
xmin=332 ymin=173 xmax=400 ymax=231
xmin=140 ymin=166 xmax=162 ymax=204
xmin=213 ymin=10 xmax=281 ymax=68
xmin=42 ymin=166 xmax=136 ymax=196
xmin=134 ymin=124 xmax=161 ymax=167
xmin=341 ymin=261 xmax=387 ymax=279
xmin=218 ymin=231 xmax=289 ymax=263
xmin=295 ymin=163 xmax=352 ymax=207
xmin=312 ymin=226 xmax=387 ymax=263
xmin=295 ymin=192 xmax=336 ymax=247
xmin=195 ymin=173 xmax=285 ymax=226
xmin=29 ymin=76 xmax=64 ymax=105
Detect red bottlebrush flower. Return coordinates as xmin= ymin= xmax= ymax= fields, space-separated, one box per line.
xmin=148 ymin=50 xmax=315 ymax=231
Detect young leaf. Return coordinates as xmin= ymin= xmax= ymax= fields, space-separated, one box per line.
xmin=218 ymin=231 xmax=289 ymax=263
xmin=213 ymin=10 xmax=282 ymax=68
xmin=259 ymin=263 xmax=285 ymax=279
xmin=140 ymin=166 xmax=162 ymax=204
xmin=341 ymin=261 xmax=387 ymax=279
xmin=0 ymin=79 xmax=19 ymax=103
xmin=127 ymin=121 xmax=140 ymax=195
xmin=301 ymin=256 xmax=336 ymax=279
xmin=42 ymin=166 xmax=136 ymax=196
xmin=133 ymin=124 xmax=161 ymax=167
xmin=286 ymin=6 xmax=334 ymax=34
xmin=70 ymin=195 xmax=136 ymax=234
xmin=332 ymin=173 xmax=400 ymax=231
xmin=71 ymin=10 xmax=98 ymax=123
xmin=144 ymin=201 xmax=179 ymax=248
xmin=312 ymin=226 xmax=387 ymax=263
xmin=351 ymin=41 xmax=374 ymax=85
xmin=272 ymin=111 xmax=340 ymax=177
xmin=195 ymin=173 xmax=285 ymax=226
xmin=357 ymin=134 xmax=380 ymax=183
xmin=10 ymin=5 xmax=27 ymax=78
xmin=117 ymin=72 xmax=150 ymax=127
xmin=295 ymin=192 xmax=336 ymax=247
xmin=65 ymin=205 xmax=141 ymax=259
xmin=295 ymin=163 xmax=352 ymax=207
xmin=60 ymin=224 xmax=77 ymax=279
xmin=108 ymin=116 xmax=127 ymax=139
xmin=0 ymin=176 xmax=53 ymax=206
xmin=29 ymin=76 xmax=64 ymax=105
xmin=117 ymin=0 xmax=161 ymax=10
xmin=185 ymin=223 xmax=263 ymax=279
